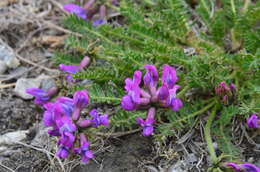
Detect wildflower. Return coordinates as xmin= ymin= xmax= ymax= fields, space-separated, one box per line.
xmin=230 ymin=83 xmax=236 ymax=92
xmin=161 ymin=64 xmax=178 ymax=89
xmin=72 ymin=90 xmax=89 ymax=120
xmin=56 ymin=116 xmax=77 ymax=147
xmin=74 ymin=133 xmax=94 ymax=163
xmin=64 ymin=4 xmax=87 ymax=20
xmin=144 ymin=64 xmax=159 ymax=95
xmin=26 ymin=88 xmax=50 ymax=105
xmin=59 ymin=56 xmax=91 ymax=82
xmin=59 ymin=64 xmax=81 ymax=74
xmin=121 ymin=71 xmax=142 ymax=111
xmin=90 ymin=109 xmax=109 ymax=128
xmin=111 ymin=0 xmax=119 ymax=6
xmin=136 ymin=107 xmax=156 ymax=136
xmin=77 ymin=119 xmax=92 ymax=128
xmin=157 ymin=84 xmax=169 ymax=101
xmin=226 ymin=162 xmax=260 ymax=172
xmin=247 ymin=114 xmax=259 ymax=129
xmin=55 ymin=97 xmax=74 ymax=116
xmin=93 ymin=5 xmax=107 ymax=26
xmin=57 ymin=146 xmax=70 ymax=159
xmin=166 ymin=85 xmax=183 ymax=111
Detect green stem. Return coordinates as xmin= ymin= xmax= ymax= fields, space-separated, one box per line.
xmin=242 ymin=0 xmax=250 ymax=14
xmin=205 ymin=105 xmax=218 ymax=164
xmin=171 ymin=100 xmax=216 ymax=126
xmin=230 ymin=0 xmax=236 ymax=15
xmin=177 ymin=85 xmax=190 ymax=99
xmin=84 ymin=27 xmax=116 ymax=46
xmin=91 ymin=96 xmax=121 ymax=102
xmin=200 ymin=0 xmax=211 ymax=18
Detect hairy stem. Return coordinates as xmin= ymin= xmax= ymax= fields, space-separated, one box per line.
xmin=171 ymin=100 xmax=216 ymax=126
xmin=230 ymin=0 xmax=236 ymax=15
xmin=205 ymin=104 xmax=218 ymax=164
xmin=177 ymin=85 xmax=189 ymax=99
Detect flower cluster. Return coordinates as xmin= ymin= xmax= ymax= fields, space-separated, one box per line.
xmin=42 ymin=90 xmax=109 ymax=163
xmin=226 ymin=162 xmax=260 ymax=172
xmin=215 ymin=81 xmax=236 ymax=104
xmin=59 ymin=56 xmax=90 ymax=82
xmin=64 ymin=0 xmax=118 ymax=26
xmin=247 ymin=113 xmax=259 ymax=129
xmin=26 ymin=87 xmax=58 ymax=106
xmin=121 ymin=64 xmax=183 ymax=136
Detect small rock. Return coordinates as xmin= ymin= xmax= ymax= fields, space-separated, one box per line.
xmin=9 ymin=66 xmax=28 ymax=79
xmin=36 ymin=74 xmax=56 ymax=91
xmin=0 ymin=39 xmax=20 ymax=68
xmin=0 ymin=60 xmax=7 ymax=74
xmin=168 ymin=161 xmax=187 ymax=172
xmin=0 ymin=130 xmax=29 ymax=145
xmin=41 ymin=77 xmax=56 ymax=91
xmin=184 ymin=47 xmax=196 ymax=56
xmin=14 ymin=78 xmax=41 ymax=99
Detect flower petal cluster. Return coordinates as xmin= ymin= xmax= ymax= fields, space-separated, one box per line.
xmin=63 ymin=1 xmax=114 ymax=26
xmin=226 ymin=162 xmax=260 ymax=172
xmin=40 ymin=90 xmax=109 ymax=163
xmin=26 ymin=87 xmax=58 ymax=105
xmin=64 ymin=4 xmax=87 ymax=20
xmin=247 ymin=113 xmax=259 ymax=129
xmin=59 ymin=56 xmax=90 ymax=82
xmin=215 ymin=81 xmax=236 ymax=104
xmin=121 ymin=64 xmax=183 ymax=136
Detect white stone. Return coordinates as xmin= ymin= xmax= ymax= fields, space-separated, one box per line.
xmin=0 ymin=130 xmax=29 ymax=145
xmin=0 ymin=39 xmax=20 ymax=68
xmin=14 ymin=78 xmax=41 ymax=99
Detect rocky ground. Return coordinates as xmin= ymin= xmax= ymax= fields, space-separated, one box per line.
xmin=0 ymin=0 xmax=259 ymax=172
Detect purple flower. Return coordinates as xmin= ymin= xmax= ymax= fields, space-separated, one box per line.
xmin=112 ymin=0 xmax=119 ymax=6
xmin=64 ymin=3 xmax=87 ymax=20
xmin=166 ymin=85 xmax=183 ymax=111
xmin=136 ymin=117 xmax=155 ymax=136
xmin=230 ymin=83 xmax=236 ymax=91
xmin=90 ymin=109 xmax=109 ymax=128
xmin=72 ymin=90 xmax=89 ymax=120
xmin=157 ymin=84 xmax=169 ymax=101
xmin=74 ymin=133 xmax=94 ymax=163
xmin=56 ymin=146 xmax=70 ymax=159
xmin=77 ymin=119 xmax=92 ymax=128
xmin=93 ymin=19 xmax=107 ymax=26
xmin=121 ymin=95 xmax=137 ymax=111
xmin=226 ymin=162 xmax=260 ymax=172
xmin=124 ymin=78 xmax=141 ymax=104
xmin=55 ymin=97 xmax=74 ymax=116
xmin=58 ymin=131 xmax=76 ymax=148
xmin=56 ymin=116 xmax=77 ymax=133
xmin=73 ymin=90 xmax=89 ymax=109
xmin=56 ymin=116 xmax=76 ymax=147
xmin=26 ymin=88 xmax=50 ymax=105
xmin=59 ymin=64 xmax=80 ymax=74
xmin=143 ymin=65 xmax=159 ymax=93
xmin=43 ymin=103 xmax=59 ymax=127
xmin=247 ymin=114 xmax=259 ymax=129
xmin=121 ymin=70 xmax=142 ymax=110
xmin=79 ymin=56 xmax=91 ymax=69
xmin=161 ymin=65 xmax=178 ymax=89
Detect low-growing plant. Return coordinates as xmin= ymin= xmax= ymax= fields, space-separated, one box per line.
xmin=41 ymin=0 xmax=260 ymax=170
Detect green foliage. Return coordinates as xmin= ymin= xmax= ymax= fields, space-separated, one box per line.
xmin=56 ymin=0 xmax=260 ymax=166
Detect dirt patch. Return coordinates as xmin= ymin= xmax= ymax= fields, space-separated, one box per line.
xmin=73 ymin=134 xmax=154 ymax=172
xmin=0 ymin=88 xmax=40 ymax=134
